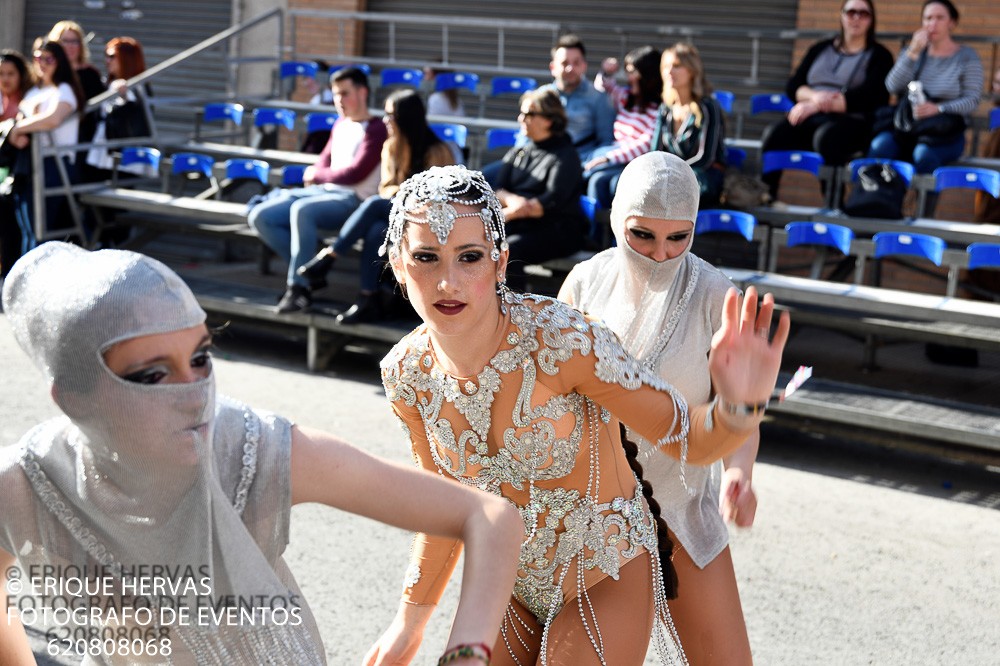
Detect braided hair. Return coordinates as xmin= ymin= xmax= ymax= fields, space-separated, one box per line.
xmin=620 ymin=422 xmax=678 ymax=599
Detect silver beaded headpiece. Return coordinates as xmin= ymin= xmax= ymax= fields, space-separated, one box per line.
xmin=380 ymin=165 xmax=508 ymax=261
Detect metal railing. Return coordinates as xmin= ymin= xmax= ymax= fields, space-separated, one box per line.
xmin=27 ymin=8 xmax=285 ymax=244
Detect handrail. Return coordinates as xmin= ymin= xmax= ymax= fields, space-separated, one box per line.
xmin=86 ymin=7 xmax=284 ymax=112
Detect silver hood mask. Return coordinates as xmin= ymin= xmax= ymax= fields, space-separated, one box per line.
xmin=2 ymin=243 xmax=302 ymax=655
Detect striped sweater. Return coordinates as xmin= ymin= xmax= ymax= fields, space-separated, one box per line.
xmin=603 ymin=88 xmax=660 ymax=165
xmin=885 ymin=45 xmax=983 ymax=117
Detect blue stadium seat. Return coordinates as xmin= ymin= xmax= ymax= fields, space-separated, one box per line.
xmin=203 ymin=103 xmax=244 ymax=125
xmin=120 ymin=147 xmax=161 ymax=171
xmin=785 ymin=221 xmax=854 ymax=255
xmin=279 ymin=61 xmax=318 ymax=79
xmin=430 ymin=123 xmax=468 ymax=149
xmin=873 ymin=231 xmax=945 ymax=266
xmin=329 ymin=63 xmax=371 ymax=76
xmin=305 ymin=112 xmax=338 ymax=134
xmin=725 ymin=146 xmax=746 ymax=169
xmin=762 ymin=150 xmax=823 ymax=177
xmin=380 ymin=68 xmax=423 ymax=88
xmin=579 ymin=195 xmax=601 ymax=223
xmin=253 ymin=108 xmax=296 ymax=130
xmin=990 ymin=108 xmax=1000 ymax=131
xmin=435 ymin=72 xmax=479 ymax=93
xmin=967 ymin=243 xmax=1000 ymax=271
xmin=282 ymin=165 xmax=306 ymax=187
xmin=847 ymin=158 xmax=915 ymax=187
xmin=933 ymin=166 xmax=1000 ymax=198
xmin=225 ymin=159 xmax=270 ymax=185
xmin=712 ymin=90 xmax=735 ymax=113
xmin=967 ymin=243 xmax=1000 ymax=270
xmin=171 ymin=153 xmax=215 ymax=179
xmin=486 ymin=128 xmax=521 ymax=151
xmin=491 ymin=77 xmax=537 ymax=96
xmin=696 ymin=209 xmax=757 ymax=242
xmin=750 ymin=93 xmax=794 ymax=115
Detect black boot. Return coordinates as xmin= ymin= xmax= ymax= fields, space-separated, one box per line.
xmin=275 ymin=285 xmax=312 ymax=314
xmin=296 ymin=250 xmax=336 ymax=290
xmin=336 ymin=291 xmax=383 ymax=324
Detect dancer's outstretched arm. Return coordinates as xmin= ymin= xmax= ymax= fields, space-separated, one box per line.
xmin=291 ymin=426 xmax=523 ymax=665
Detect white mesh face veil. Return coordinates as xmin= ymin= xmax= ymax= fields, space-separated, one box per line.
xmin=597 ymin=152 xmax=700 ymax=361
xmin=1 ymin=243 xmax=325 ymax=663
xmin=565 ymin=153 xmax=736 ymax=560
xmin=381 ymin=164 xmax=508 ymax=260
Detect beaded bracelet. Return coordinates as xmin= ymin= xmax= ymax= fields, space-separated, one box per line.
xmin=437 ymin=642 xmax=492 ymax=665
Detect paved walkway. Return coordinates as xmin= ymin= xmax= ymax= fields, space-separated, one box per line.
xmin=2 ymin=315 xmax=998 ymax=665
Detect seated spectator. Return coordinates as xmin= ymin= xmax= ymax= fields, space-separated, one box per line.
xmin=297 ymin=89 xmax=455 ymax=324
xmin=423 ymin=65 xmax=467 ymax=118
xmin=306 ymin=60 xmax=333 ymax=105
xmin=248 ymin=66 xmax=386 ymax=314
xmin=493 ymin=87 xmax=585 ymax=290
xmin=0 ymin=50 xmax=33 ymax=122
xmin=761 ymin=0 xmax=893 ymax=202
xmin=6 ymin=40 xmax=85 ymax=254
xmin=653 ymin=42 xmax=727 ymax=208
xmin=86 ymin=37 xmax=152 ymax=176
xmin=583 ymin=45 xmax=662 ymax=212
xmin=48 ymin=21 xmax=106 ymax=182
xmin=481 ymin=34 xmax=614 ymax=186
xmin=868 ymin=0 xmax=983 ymax=177
xmin=546 ymin=34 xmax=615 ymax=162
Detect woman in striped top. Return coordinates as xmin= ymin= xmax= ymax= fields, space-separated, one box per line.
xmin=583 ymin=46 xmax=662 ymax=212
xmin=868 ymin=0 xmax=983 ymax=175
xmin=653 ymin=43 xmax=728 ymax=209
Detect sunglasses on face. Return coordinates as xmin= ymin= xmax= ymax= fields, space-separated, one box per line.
xmin=843 ymin=8 xmax=872 ymax=19
xmin=519 ymin=110 xmax=545 ymax=118
xmin=33 ymin=53 xmax=56 ymax=65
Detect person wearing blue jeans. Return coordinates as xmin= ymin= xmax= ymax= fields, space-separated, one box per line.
xmin=867 ymin=131 xmax=965 ymax=175
xmin=249 ymin=185 xmax=361 ymax=286
xmin=295 ymin=195 xmax=392 ymax=323
xmin=248 ymin=65 xmax=386 ymax=313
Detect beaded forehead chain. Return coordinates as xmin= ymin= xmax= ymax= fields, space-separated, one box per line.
xmin=380 ymin=165 xmax=508 ymax=261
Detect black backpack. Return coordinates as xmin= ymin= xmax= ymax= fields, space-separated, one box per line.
xmin=842 ymin=163 xmax=907 ymax=219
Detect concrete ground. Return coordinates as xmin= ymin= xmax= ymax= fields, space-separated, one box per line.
xmin=1 ymin=315 xmax=998 ymax=665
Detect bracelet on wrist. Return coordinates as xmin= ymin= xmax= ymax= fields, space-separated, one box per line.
xmin=716 ymin=395 xmax=770 ymax=418
xmin=437 ymin=642 xmax=492 ymax=665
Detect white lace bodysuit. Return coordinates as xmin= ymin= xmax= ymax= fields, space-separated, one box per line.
xmin=381 ymin=293 xmax=750 ymax=664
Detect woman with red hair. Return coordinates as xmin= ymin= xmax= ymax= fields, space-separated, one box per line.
xmin=86 ymin=37 xmax=152 ymax=175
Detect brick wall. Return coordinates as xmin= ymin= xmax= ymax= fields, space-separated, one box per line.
xmin=287 ymin=0 xmax=366 ymax=103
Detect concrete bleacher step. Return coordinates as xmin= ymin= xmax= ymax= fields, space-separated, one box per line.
xmin=180 ymin=275 xmax=415 ymax=371
xmin=770 ymin=374 xmax=1000 ymax=452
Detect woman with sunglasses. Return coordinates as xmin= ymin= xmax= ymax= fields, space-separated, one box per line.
xmin=0 ymin=241 xmax=523 ymax=665
xmin=48 ymin=21 xmax=106 ymax=178
xmin=491 ymin=87 xmax=585 ymax=290
xmin=86 ymin=37 xmax=152 ymax=176
xmin=760 ymin=0 xmax=893 ymax=202
xmin=5 ymin=41 xmax=85 ymax=253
